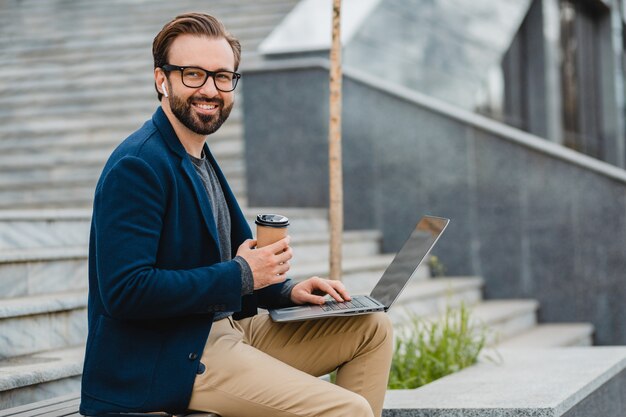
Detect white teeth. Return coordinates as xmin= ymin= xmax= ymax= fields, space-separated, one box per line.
xmin=196 ymin=103 xmax=217 ymax=110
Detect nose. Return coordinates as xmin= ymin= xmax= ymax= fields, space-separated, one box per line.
xmin=198 ymin=75 xmax=219 ymax=97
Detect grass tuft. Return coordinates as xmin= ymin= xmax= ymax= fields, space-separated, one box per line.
xmin=388 ymin=303 xmax=487 ymax=389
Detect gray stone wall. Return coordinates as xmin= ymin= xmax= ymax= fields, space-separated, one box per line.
xmin=242 ymin=61 xmax=626 ymax=345
xmin=561 ymin=368 xmax=625 ymax=417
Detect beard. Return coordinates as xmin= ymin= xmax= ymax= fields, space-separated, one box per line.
xmin=168 ymin=90 xmax=233 ymax=136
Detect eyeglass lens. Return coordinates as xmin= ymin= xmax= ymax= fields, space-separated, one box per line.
xmin=182 ymin=68 xmax=237 ymax=91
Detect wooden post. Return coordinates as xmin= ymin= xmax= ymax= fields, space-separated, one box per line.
xmin=329 ymin=0 xmax=343 ymax=281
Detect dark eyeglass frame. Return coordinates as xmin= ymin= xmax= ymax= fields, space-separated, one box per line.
xmin=161 ymin=64 xmax=241 ymax=92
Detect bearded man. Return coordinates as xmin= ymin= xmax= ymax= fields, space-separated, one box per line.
xmin=80 ymin=13 xmax=393 ymax=417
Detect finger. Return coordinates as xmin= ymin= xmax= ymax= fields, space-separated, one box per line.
xmin=275 ymin=247 xmax=293 ymax=263
xmin=319 ymin=280 xmax=344 ymax=302
xmin=266 ymin=236 xmax=290 ymax=253
xmin=246 ymin=239 xmax=257 ymax=249
xmin=299 ymin=292 xmax=327 ymax=305
xmin=275 ymin=262 xmax=290 ymax=275
xmin=328 ymin=280 xmax=351 ymax=301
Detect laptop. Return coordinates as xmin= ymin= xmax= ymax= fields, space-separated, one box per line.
xmin=269 ymin=215 xmax=450 ymax=322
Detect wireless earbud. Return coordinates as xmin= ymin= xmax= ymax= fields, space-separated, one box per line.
xmin=161 ymin=81 xmax=168 ymax=98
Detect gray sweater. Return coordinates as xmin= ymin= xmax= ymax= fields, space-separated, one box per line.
xmin=189 ymin=152 xmax=295 ymax=320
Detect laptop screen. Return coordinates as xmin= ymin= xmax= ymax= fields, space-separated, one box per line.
xmin=369 ymin=216 xmax=449 ymax=309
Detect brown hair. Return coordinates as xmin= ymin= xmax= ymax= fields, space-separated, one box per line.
xmin=152 ymin=12 xmax=241 ymax=100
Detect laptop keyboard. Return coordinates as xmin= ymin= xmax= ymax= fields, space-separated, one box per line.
xmin=321 ymin=296 xmax=379 ymax=312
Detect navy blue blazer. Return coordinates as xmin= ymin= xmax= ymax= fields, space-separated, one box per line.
xmin=80 ymin=107 xmax=292 ymax=415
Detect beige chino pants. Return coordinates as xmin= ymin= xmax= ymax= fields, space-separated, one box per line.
xmin=188 ymin=312 xmax=393 ymax=417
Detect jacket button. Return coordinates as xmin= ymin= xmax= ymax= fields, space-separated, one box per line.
xmin=197 ymin=362 xmax=206 ymax=375
xmin=188 ymin=352 xmax=198 ymax=361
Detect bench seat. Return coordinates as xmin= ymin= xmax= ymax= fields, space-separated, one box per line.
xmin=0 ymin=394 xmax=219 ymax=417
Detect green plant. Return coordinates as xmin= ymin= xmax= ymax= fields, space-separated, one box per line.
xmin=428 ymin=255 xmax=446 ymax=277
xmin=387 ymin=303 xmax=486 ymax=389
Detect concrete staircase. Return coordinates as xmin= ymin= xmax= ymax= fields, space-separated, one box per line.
xmin=0 ymin=0 xmax=594 ymax=411
xmin=0 ymin=208 xmax=594 ymax=409
xmin=0 ymin=0 xmax=301 ymax=209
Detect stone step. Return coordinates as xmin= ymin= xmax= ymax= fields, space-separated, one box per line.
xmin=0 ymin=0 xmax=294 ymax=16
xmin=0 ymin=20 xmax=276 ymax=69
xmin=0 ymin=148 xmax=239 ymax=174
xmin=496 ymin=323 xmax=595 ymax=348
xmin=0 ymin=159 xmax=245 ymax=192
xmin=289 ymin=254 xmax=398 ymax=281
xmin=0 ymin=123 xmax=243 ymax=156
xmin=475 ymin=299 xmax=540 ymax=345
xmin=0 ymin=114 xmax=158 ymax=140
xmin=390 ymin=299 xmax=540 ymax=346
xmin=244 ymin=207 xmax=330 ymax=233
xmin=0 ymin=83 xmax=156 ymax=112
xmin=0 ymin=346 xmax=83 ymax=410
xmin=0 ymin=112 xmax=244 ymax=141
xmin=0 ymin=81 xmax=234 ymax=115
xmin=0 ymin=207 xmax=332 ymax=251
xmin=0 ymin=210 xmax=91 ymax=250
xmin=0 ymin=184 xmax=248 ymax=211
xmin=0 ymin=24 xmax=275 ymax=61
xmin=289 ymin=230 xmax=381 ymax=267
xmin=0 ymin=187 xmax=97 ymax=211
xmin=391 ymin=276 xmax=484 ymax=313
xmin=0 ymin=10 xmax=291 ymax=53
xmin=0 ymin=279 xmax=482 ymax=406
xmin=383 ymin=347 xmax=626 ymax=417
xmin=0 ymin=51 xmax=246 ymax=87
xmin=0 ymin=277 xmax=484 ymax=408
xmin=0 ymin=230 xmax=385 ymax=299
xmin=0 ymin=259 xmax=452 ymax=359
xmin=0 ymin=102 xmax=155 ymax=126
xmin=0 ymin=1 xmax=297 ymax=36
xmin=0 ymin=247 xmax=87 ymax=300
xmin=0 ymin=52 xmax=264 ymax=93
xmin=0 ymin=292 xmax=87 ymax=359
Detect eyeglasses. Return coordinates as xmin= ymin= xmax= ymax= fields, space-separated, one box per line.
xmin=161 ymin=64 xmax=241 ymax=92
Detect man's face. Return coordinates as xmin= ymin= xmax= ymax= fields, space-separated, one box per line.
xmin=161 ymin=35 xmax=235 ymax=136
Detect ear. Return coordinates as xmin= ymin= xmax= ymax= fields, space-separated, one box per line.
xmin=154 ymin=68 xmax=168 ymax=97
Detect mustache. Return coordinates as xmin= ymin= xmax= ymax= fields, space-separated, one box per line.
xmin=188 ymin=95 xmax=223 ymax=106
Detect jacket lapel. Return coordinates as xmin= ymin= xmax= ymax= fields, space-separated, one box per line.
xmin=152 ymin=107 xmax=221 ymax=250
xmin=181 ymin=157 xmax=221 ymax=248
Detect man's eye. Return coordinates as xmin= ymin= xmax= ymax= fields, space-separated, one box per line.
xmin=185 ymin=70 xmax=203 ymax=78
xmin=216 ymin=73 xmax=233 ymax=81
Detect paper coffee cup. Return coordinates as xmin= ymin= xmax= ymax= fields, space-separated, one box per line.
xmin=255 ymin=214 xmax=289 ymax=249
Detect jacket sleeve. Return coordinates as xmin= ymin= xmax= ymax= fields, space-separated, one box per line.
xmin=93 ymin=156 xmax=243 ymax=320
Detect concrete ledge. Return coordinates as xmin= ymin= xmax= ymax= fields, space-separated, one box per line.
xmin=383 ymin=347 xmax=626 ymax=417
xmin=243 ymin=59 xmax=626 ymax=185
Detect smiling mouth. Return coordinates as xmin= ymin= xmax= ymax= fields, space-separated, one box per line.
xmin=193 ymin=102 xmax=219 ymax=111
